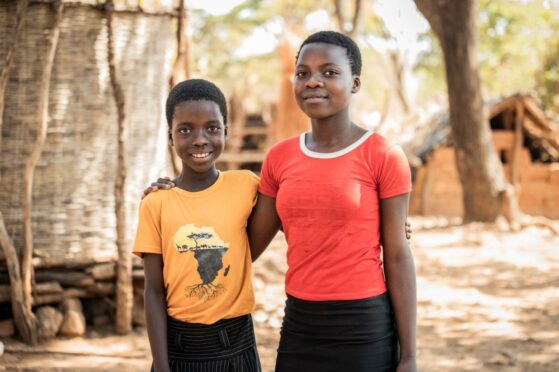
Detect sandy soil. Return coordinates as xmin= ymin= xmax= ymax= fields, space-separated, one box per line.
xmin=1 ymin=218 xmax=558 ymax=371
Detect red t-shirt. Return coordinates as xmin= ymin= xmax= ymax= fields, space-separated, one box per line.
xmin=259 ymin=131 xmax=412 ymax=301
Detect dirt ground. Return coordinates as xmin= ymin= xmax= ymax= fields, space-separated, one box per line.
xmin=1 ymin=217 xmax=558 ymax=371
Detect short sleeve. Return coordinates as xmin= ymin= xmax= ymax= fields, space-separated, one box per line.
xmin=258 ymin=151 xmax=279 ymax=198
xmin=132 ymin=197 xmax=162 ymax=258
xmin=247 ymin=171 xmax=260 ymax=207
xmin=378 ymin=145 xmax=412 ymax=199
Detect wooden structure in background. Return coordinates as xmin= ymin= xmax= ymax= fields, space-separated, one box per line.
xmin=406 ymin=95 xmax=559 ymax=218
xmin=0 ymin=0 xmax=176 ymax=340
xmin=217 ymin=96 xmax=269 ymax=172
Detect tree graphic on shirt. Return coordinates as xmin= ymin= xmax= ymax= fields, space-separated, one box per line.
xmin=174 ymin=225 xmax=229 ymax=301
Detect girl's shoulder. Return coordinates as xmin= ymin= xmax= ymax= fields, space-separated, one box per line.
xmin=266 ymin=135 xmax=300 ymax=155
xmin=221 ymin=170 xmax=259 ymax=187
xmin=361 ymin=132 xmax=405 ymax=159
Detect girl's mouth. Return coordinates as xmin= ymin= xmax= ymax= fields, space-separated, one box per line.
xmin=191 ymin=152 xmax=211 ymax=159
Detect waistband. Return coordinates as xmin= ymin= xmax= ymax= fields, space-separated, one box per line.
xmin=167 ymin=314 xmax=256 ymax=361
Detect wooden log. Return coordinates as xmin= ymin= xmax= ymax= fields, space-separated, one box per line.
xmin=132 ymin=269 xmax=144 ymax=279
xmin=86 ymin=263 xmax=115 ymax=280
xmin=32 ymin=293 xmax=64 ymax=306
xmin=32 ymin=255 xmax=116 ymax=269
xmin=0 ymin=282 xmax=64 ymax=303
xmin=63 ymin=282 xmax=116 ymax=298
xmin=511 ymin=100 xmax=525 ymax=185
xmin=34 ymin=281 xmax=64 ymax=294
xmin=64 ymin=288 xmax=87 ymax=298
xmin=86 ymin=282 xmax=115 ymax=296
xmin=35 ymin=271 xmax=95 ymax=287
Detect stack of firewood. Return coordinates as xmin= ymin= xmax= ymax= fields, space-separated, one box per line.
xmin=0 ymin=257 xmax=145 ymax=338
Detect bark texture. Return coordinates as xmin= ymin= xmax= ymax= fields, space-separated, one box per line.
xmin=22 ymin=0 xmax=64 ymax=329
xmin=332 ymin=0 xmax=363 ymax=37
xmin=168 ymin=0 xmax=190 ymax=176
xmin=415 ymin=0 xmax=512 ymax=222
xmin=106 ymin=0 xmax=132 ymax=334
xmin=0 ymin=0 xmax=37 ymax=345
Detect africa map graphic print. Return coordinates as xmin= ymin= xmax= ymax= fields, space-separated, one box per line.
xmin=173 ymin=224 xmax=230 ymax=301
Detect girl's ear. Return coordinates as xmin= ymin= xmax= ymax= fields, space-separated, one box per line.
xmin=168 ymin=131 xmax=173 ymax=145
xmin=351 ymin=76 xmax=361 ymax=93
xmin=224 ymin=125 xmax=228 ymax=137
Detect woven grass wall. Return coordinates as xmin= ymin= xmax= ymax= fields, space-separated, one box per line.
xmin=0 ymin=2 xmax=175 ymax=264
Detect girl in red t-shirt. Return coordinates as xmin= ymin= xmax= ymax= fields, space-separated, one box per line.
xmin=248 ymin=31 xmax=417 ymax=372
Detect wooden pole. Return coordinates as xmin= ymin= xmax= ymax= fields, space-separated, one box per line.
xmin=0 ymin=0 xmax=38 ymax=345
xmin=0 ymin=213 xmax=37 ymax=344
xmin=511 ymin=99 xmax=525 ymax=185
xmin=106 ymin=0 xmax=132 ymax=334
xmin=22 ymin=0 xmax=64 ymax=335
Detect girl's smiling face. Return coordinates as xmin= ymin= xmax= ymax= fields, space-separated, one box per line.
xmin=294 ymin=43 xmax=360 ymax=120
xmin=170 ymin=100 xmax=225 ymax=174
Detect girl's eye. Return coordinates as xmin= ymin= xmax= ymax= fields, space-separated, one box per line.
xmin=178 ymin=128 xmax=191 ymax=134
xmin=207 ymin=126 xmax=220 ymax=133
xmin=324 ymin=70 xmax=338 ymax=77
xmin=295 ymin=71 xmax=307 ymax=79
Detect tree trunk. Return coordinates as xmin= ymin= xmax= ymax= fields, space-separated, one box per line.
xmin=332 ymin=0 xmax=363 ymax=37
xmin=168 ymin=0 xmax=190 ymax=176
xmin=169 ymin=0 xmax=190 ymax=87
xmin=106 ymin=0 xmax=132 ymax=334
xmin=22 ymin=0 xmax=64 ymax=327
xmin=414 ymin=0 xmax=514 ymax=222
xmin=273 ymin=39 xmax=309 ymax=142
xmin=0 ymin=213 xmax=37 ymax=344
xmin=0 ymin=0 xmax=37 ymax=345
xmin=389 ymin=51 xmax=410 ymax=114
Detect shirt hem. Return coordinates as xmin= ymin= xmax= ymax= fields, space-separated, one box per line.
xmin=379 ymin=187 xmax=412 ymax=200
xmin=257 ymin=188 xmax=277 ymax=199
xmin=285 ymin=287 xmax=387 ymax=301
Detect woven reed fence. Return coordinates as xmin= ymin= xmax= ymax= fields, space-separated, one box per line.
xmin=0 ymin=1 xmax=175 ymax=270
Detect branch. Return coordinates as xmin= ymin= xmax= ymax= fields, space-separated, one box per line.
xmin=106 ymin=0 xmax=132 ymax=335
xmin=332 ymin=0 xmax=345 ymax=34
xmin=22 ymin=0 xmax=64 ymax=327
xmin=414 ymin=0 xmax=444 ymax=39
xmin=0 ymin=212 xmax=37 ymax=344
xmin=348 ymin=0 xmax=363 ymax=38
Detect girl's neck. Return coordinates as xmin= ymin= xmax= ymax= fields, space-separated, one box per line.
xmin=308 ymin=112 xmax=366 ymax=152
xmin=175 ymin=167 xmax=219 ymax=192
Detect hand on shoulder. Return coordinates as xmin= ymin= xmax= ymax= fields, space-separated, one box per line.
xmin=142 ymin=176 xmax=175 ymax=199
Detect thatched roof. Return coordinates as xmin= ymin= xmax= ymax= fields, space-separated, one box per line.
xmin=402 ymin=94 xmax=559 ymax=166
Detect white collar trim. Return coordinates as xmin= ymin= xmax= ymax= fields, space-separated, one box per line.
xmin=299 ymin=131 xmax=373 ymax=159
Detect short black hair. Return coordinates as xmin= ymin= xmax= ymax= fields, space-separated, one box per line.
xmin=296 ymin=31 xmax=362 ymax=76
xmin=166 ymin=79 xmax=228 ymax=129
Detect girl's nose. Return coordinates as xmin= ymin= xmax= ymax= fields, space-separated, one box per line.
xmin=192 ymin=130 xmax=209 ymax=146
xmin=305 ymin=73 xmax=324 ymax=88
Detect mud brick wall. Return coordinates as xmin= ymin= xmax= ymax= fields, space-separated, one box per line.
xmin=410 ymin=145 xmax=559 ymax=219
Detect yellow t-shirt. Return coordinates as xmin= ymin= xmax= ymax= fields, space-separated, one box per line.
xmin=133 ymin=170 xmax=258 ymax=324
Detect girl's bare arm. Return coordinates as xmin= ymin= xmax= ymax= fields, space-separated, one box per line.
xmin=247 ymin=193 xmax=282 ymax=262
xmin=380 ymin=193 xmax=417 ymax=372
xmin=144 ymin=253 xmax=171 ymax=372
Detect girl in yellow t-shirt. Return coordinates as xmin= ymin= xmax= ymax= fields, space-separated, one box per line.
xmin=133 ymin=79 xmax=261 ymax=372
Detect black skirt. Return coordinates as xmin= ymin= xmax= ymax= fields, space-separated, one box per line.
xmin=151 ymin=314 xmax=261 ymax=372
xmin=275 ymin=292 xmax=399 ymax=372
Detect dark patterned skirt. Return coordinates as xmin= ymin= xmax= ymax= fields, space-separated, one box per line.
xmin=275 ymin=292 xmax=399 ymax=372
xmin=151 ymin=314 xmax=261 ymax=372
